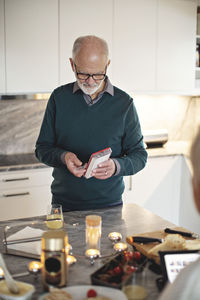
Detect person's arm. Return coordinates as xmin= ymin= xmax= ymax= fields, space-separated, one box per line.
xmin=114 ymin=101 xmax=147 ymax=176
xmin=35 ymin=92 xmax=66 ymax=168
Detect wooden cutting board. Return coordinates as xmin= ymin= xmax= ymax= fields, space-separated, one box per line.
xmin=126 ymin=227 xmax=193 ymax=265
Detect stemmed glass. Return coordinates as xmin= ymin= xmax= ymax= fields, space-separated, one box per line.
xmin=46 ymin=204 xmax=64 ymax=230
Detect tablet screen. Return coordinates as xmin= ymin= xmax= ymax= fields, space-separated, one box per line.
xmin=159 ymin=251 xmax=200 ymax=284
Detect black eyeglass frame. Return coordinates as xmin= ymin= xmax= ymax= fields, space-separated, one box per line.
xmin=74 ymin=63 xmax=107 ymax=81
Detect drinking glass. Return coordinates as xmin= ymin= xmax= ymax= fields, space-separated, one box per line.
xmin=46 ymin=204 xmax=64 ymax=230
xmin=122 ymin=266 xmax=148 ymax=300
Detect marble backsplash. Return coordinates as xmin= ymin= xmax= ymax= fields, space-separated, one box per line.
xmin=0 ymin=95 xmax=200 ymax=155
xmin=0 ymin=99 xmax=47 ymax=154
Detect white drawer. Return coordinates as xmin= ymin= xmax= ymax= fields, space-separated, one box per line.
xmin=0 ymin=167 xmax=53 ymax=190
xmin=0 ymin=185 xmax=52 ymax=221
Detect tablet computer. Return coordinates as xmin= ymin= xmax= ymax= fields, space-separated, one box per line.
xmin=159 ymin=250 xmax=200 ymax=284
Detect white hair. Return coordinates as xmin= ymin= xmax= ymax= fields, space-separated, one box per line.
xmin=190 ymin=126 xmax=200 ymax=185
xmin=72 ymin=35 xmax=109 ymax=61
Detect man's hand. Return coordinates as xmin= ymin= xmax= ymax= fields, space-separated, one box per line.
xmin=64 ymin=152 xmax=86 ymax=177
xmin=92 ymin=159 xmax=116 ymax=180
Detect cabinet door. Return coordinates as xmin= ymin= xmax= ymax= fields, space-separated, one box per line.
xmin=0 ymin=0 xmax=5 ymax=93
xmin=59 ymin=0 xmax=113 ymax=86
xmin=113 ymin=0 xmax=157 ymax=93
xmin=5 ymin=0 xmax=58 ymax=93
xmin=123 ymin=156 xmax=182 ymax=225
xmin=156 ymin=0 xmax=196 ymax=92
xmin=0 ymin=186 xmax=51 ymax=221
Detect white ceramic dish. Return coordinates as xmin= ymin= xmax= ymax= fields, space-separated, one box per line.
xmin=39 ymin=285 xmax=127 ymax=300
xmin=0 ymin=280 xmax=35 ymax=300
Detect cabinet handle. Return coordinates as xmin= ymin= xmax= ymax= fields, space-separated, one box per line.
xmin=2 ymin=192 xmax=30 ymax=197
xmin=129 ymin=176 xmax=132 ymax=191
xmin=2 ymin=177 xmax=29 ymax=182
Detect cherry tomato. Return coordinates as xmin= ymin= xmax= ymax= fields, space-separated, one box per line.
xmin=127 ymin=251 xmax=135 ymax=260
xmin=133 ymin=251 xmax=141 ymax=261
xmin=123 ymin=251 xmax=134 ymax=262
xmin=113 ymin=266 xmax=123 ymax=275
xmin=125 ymin=265 xmax=137 ymax=274
xmin=87 ymin=289 xmax=97 ymax=297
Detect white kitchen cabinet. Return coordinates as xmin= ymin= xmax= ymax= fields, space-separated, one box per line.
xmin=0 ymin=0 xmax=197 ymax=94
xmin=123 ymin=155 xmax=200 ymax=234
xmin=123 ymin=155 xmax=181 ymax=224
xmin=0 ymin=0 xmax=5 ymax=94
xmin=0 ymin=167 xmax=53 ymax=221
xmin=179 ymin=157 xmax=200 ymax=233
xmin=59 ymin=0 xmax=113 ymax=85
xmin=113 ymin=0 xmax=196 ymax=94
xmin=156 ymin=0 xmax=196 ymax=92
xmin=112 ymin=0 xmax=157 ymax=92
xmin=5 ymin=0 xmax=58 ymax=94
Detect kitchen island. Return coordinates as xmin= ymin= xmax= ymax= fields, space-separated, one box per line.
xmin=0 ymin=203 xmax=174 ymax=299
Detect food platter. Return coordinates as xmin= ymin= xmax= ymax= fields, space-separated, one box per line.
xmin=38 ymin=285 xmax=127 ymax=300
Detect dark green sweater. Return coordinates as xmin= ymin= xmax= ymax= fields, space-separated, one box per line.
xmin=35 ymin=82 xmax=147 ymax=210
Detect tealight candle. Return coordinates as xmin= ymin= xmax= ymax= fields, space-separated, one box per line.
xmin=66 ymin=255 xmax=77 ymax=265
xmin=0 ymin=267 xmax=4 ymax=279
xmin=28 ymin=261 xmax=42 ymax=274
xmin=108 ymin=232 xmax=122 ymax=243
xmin=85 ymin=249 xmax=100 ymax=265
xmin=113 ymin=242 xmax=128 ymax=252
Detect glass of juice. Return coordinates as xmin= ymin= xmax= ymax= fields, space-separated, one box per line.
xmin=46 ymin=204 xmax=64 ymax=230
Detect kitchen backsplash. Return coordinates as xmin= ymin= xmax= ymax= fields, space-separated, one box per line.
xmin=0 ymin=95 xmax=200 ymax=155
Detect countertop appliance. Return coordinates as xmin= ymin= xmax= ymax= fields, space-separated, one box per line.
xmin=143 ymin=129 xmax=168 ymax=148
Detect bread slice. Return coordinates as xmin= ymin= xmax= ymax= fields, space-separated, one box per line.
xmin=44 ymin=289 xmax=72 ymax=300
xmin=185 ymin=239 xmax=200 ymax=250
xmin=148 ymin=234 xmax=186 ymax=256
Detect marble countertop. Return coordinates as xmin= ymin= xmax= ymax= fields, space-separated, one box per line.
xmin=0 ymin=140 xmax=190 ymax=172
xmin=0 ymin=203 xmax=174 ymax=300
xmin=0 ymin=153 xmax=47 ymax=172
xmin=147 ymin=140 xmax=190 ymax=158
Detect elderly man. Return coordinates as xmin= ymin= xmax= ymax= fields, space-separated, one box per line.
xmin=35 ymin=35 xmax=147 ymax=211
xmin=159 ymin=127 xmax=200 ymax=300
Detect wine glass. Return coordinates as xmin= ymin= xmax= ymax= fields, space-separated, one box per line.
xmin=46 ymin=204 xmax=64 ymax=230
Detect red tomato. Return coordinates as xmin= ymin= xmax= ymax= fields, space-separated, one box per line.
xmin=113 ymin=266 xmax=123 ymax=275
xmin=87 ymin=289 xmax=97 ymax=297
xmin=125 ymin=265 xmax=137 ymax=274
xmin=133 ymin=251 xmax=141 ymax=261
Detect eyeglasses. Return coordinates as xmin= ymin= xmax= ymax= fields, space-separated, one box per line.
xmin=74 ymin=63 xmax=107 ymax=81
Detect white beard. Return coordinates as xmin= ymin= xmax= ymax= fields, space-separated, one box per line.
xmin=77 ymin=79 xmax=104 ymax=96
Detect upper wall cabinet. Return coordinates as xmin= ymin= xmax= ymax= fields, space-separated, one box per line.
xmin=0 ymin=0 xmax=197 ymax=95
xmin=59 ymin=0 xmax=113 ymax=86
xmin=113 ymin=0 xmax=196 ymax=94
xmin=0 ymin=0 xmax=5 ymax=94
xmin=156 ymin=0 xmax=196 ymax=93
xmin=112 ymin=0 xmax=157 ymax=93
xmin=5 ymin=0 xmax=58 ymax=94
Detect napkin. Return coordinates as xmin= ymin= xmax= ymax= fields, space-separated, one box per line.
xmin=6 ymin=226 xmax=44 ymax=256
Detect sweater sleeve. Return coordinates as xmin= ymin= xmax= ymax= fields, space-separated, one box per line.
xmin=35 ymin=92 xmax=66 ymax=168
xmin=115 ymin=101 xmax=147 ymax=176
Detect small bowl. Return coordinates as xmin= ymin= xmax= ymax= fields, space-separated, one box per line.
xmin=0 ymin=280 xmax=35 ymax=300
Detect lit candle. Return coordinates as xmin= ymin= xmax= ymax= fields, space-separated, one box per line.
xmin=85 ymin=249 xmax=100 ymax=265
xmin=28 ymin=261 xmax=42 ymax=274
xmin=0 ymin=267 xmax=4 ymax=279
xmin=108 ymin=232 xmax=122 ymax=243
xmin=113 ymin=242 xmax=128 ymax=252
xmin=66 ymin=255 xmax=77 ymax=265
